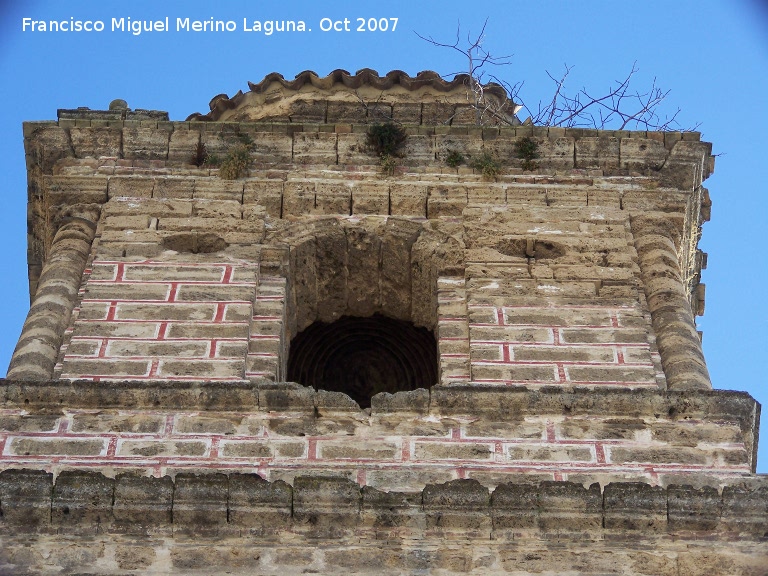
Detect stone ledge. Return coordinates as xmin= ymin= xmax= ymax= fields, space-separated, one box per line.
xmin=0 ymin=378 xmax=757 ymax=422
xmin=0 ymin=380 xmax=759 ymax=473
xmin=0 ymin=470 xmax=766 ymax=539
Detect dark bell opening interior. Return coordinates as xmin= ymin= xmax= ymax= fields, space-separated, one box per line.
xmin=287 ymin=314 xmax=438 ymax=409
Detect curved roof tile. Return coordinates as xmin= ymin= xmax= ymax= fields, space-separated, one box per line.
xmin=187 ymin=69 xmax=512 ymax=121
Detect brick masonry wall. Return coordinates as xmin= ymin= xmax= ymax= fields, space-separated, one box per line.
xmin=6 ymin=115 xmax=729 ymax=489
xmin=0 ymin=400 xmax=752 ymax=489
xmin=57 ymin=260 xmax=261 ymax=381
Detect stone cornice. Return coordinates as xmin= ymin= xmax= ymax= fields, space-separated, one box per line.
xmin=1 ymin=469 xmax=766 ymax=539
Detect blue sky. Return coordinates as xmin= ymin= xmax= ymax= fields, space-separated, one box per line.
xmin=1 ymin=0 xmax=767 ymax=472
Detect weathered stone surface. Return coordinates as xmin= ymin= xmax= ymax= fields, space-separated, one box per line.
xmin=7 ymin=76 xmax=755 ymax=575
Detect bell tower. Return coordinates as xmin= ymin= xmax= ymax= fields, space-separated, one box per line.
xmin=1 ymin=70 xmax=765 ymax=574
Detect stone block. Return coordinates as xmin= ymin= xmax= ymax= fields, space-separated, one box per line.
xmin=620 ymin=137 xmax=668 ymax=171
xmin=603 ymin=482 xmax=666 ymax=532
xmin=0 ymin=469 xmax=53 ymax=533
xmin=390 ymin=183 xmax=427 ymax=216
xmin=414 ymin=441 xmax=494 ymax=461
xmin=370 ymin=388 xmax=430 ymax=414
xmin=113 ymin=474 xmax=173 ymax=533
xmin=306 ymin=182 xmax=347 ymax=215
xmin=719 ymin=484 xmax=768 ymax=535
xmin=293 ymin=132 xmax=338 ymax=164
xmin=9 ymin=437 xmax=106 ymax=456
xmin=506 ymin=444 xmax=594 ymax=463
xmin=668 ymin=485 xmax=721 ymax=531
xmin=122 ymin=127 xmax=170 ymax=160
xmin=70 ymin=413 xmax=165 ymax=434
xmin=168 ymin=128 xmax=201 ymax=163
xmin=70 ymin=127 xmax=122 ymax=158
xmin=258 ymin=383 xmax=315 ymax=411
xmin=490 ymin=482 xmax=539 ymax=531
xmin=427 ymin=185 xmax=467 ymax=218
xmin=228 ymin=474 xmax=292 ymax=534
xmin=423 ymin=479 xmax=490 ymax=535
xmin=292 ymin=476 xmax=361 ymax=537
xmin=52 ymin=470 xmax=114 ymax=534
xmin=337 ymin=132 xmax=370 ymax=165
xmin=351 ymin=183 xmax=389 ymax=214
xmin=173 ymin=473 xmax=229 ymax=535
xmin=538 ymin=481 xmax=602 ymax=533
xmin=575 ymin=136 xmax=620 ymax=169
xmin=117 ymin=439 xmax=209 ymax=457
xmin=318 ymin=440 xmax=399 ymax=460
xmin=0 ymin=414 xmax=59 ymax=432
xmin=251 ymin=132 xmax=293 ymax=164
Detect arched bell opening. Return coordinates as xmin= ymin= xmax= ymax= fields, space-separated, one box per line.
xmin=287 ymin=314 xmax=437 ymax=409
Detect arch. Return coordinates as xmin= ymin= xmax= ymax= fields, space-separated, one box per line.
xmin=267 ymin=216 xmax=464 ymax=340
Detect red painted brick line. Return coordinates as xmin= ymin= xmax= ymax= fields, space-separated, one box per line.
xmin=499 ymin=304 xmax=635 ymax=310
xmin=553 ymin=471 xmax=564 ymax=481
xmin=84 ymin=298 xmax=253 ymax=304
xmin=213 ymin=303 xmax=226 ymax=323
xmin=552 ymin=329 xmax=562 ymax=345
xmin=97 ymin=339 xmax=108 ymax=358
xmin=106 ymin=301 xmax=118 ymax=321
xmin=356 ymin=469 xmax=367 ymax=486
xmin=106 ymin=437 xmax=118 ymax=457
xmin=546 ymin=422 xmax=556 ymax=443
xmin=465 ymin=379 xmax=656 ymax=388
xmin=471 ymin=359 xmax=652 ymax=367
xmin=209 ymin=437 xmax=220 ymax=459
xmin=115 ymin=263 xmax=125 ymax=282
xmin=496 ymin=308 xmax=505 ymax=325
xmin=470 ymin=340 xmax=648 ymax=348
xmin=617 ymin=349 xmax=626 ymax=364
xmin=494 ymin=440 xmax=504 ymax=462
xmin=167 ymin=283 xmax=179 ymax=302
xmin=470 ymin=323 xmax=629 ymax=329
xmin=595 ymin=443 xmax=607 ymax=464
xmin=222 ymin=265 xmax=233 ymax=284
xmin=307 ymin=439 xmax=317 ymax=461
xmin=70 ymin=375 xmax=251 ymax=383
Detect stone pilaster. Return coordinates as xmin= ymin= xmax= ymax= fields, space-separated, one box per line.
xmin=7 ymin=219 xmax=96 ymax=380
xmin=631 ymin=213 xmax=710 ymax=390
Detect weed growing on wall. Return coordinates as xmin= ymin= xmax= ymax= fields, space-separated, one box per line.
xmin=515 ymin=136 xmax=539 ymax=171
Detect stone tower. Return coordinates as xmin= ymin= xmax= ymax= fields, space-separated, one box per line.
xmin=1 ymin=70 xmax=766 ymax=574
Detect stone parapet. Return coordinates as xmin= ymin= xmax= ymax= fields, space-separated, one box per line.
xmin=0 ymin=471 xmax=765 ymax=574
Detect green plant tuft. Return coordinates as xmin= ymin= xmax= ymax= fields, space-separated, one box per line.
xmin=470 ymin=152 xmax=502 ymax=180
xmin=367 ymin=123 xmax=407 ymax=158
xmin=445 ymin=150 xmax=465 ymax=168
xmin=217 ymin=135 xmax=254 ymax=180
xmin=191 ymin=141 xmax=209 ymax=167
xmin=379 ymin=154 xmax=398 ymax=177
xmin=515 ymin=136 xmax=540 ymax=171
